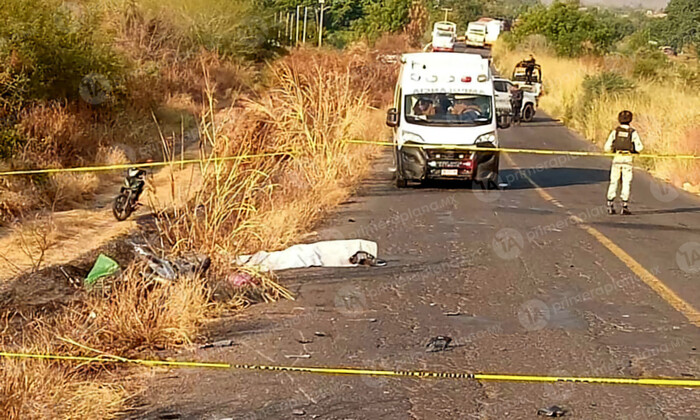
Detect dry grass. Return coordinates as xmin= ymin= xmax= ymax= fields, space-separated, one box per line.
xmin=1 ymin=45 xmax=396 ymax=419
xmin=156 ymin=47 xmax=391 ymax=258
xmin=493 ymin=41 xmax=700 ymax=190
xmin=0 ymin=258 xmax=209 ymax=419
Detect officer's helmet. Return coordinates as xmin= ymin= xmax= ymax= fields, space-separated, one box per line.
xmin=618 ymin=110 xmax=633 ymax=124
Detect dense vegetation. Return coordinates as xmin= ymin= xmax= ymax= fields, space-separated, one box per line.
xmin=651 ymin=0 xmax=700 ymax=53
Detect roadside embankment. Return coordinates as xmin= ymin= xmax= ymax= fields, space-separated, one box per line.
xmin=0 ymin=44 xmax=399 ymax=419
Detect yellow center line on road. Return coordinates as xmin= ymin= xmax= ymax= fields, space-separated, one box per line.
xmin=503 ymin=154 xmax=700 ymax=327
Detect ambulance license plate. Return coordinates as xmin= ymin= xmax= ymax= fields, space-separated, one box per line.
xmin=441 ymin=169 xmax=458 ymax=176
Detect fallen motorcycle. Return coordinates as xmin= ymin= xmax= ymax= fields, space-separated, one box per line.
xmin=112 ymin=167 xmax=146 ymax=221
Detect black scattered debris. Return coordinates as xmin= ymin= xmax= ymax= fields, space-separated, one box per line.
xmin=292 ymin=409 xmax=306 ymax=416
xmin=349 ymin=251 xmax=387 ymax=267
xmin=425 ymin=336 xmax=452 ymax=352
xmin=200 ymin=339 xmax=234 ymax=349
xmin=314 ymin=331 xmax=327 ymax=337
xmin=133 ymin=243 xmax=211 ymax=281
xmin=298 ymin=338 xmax=313 ymax=344
xmin=443 ymin=311 xmax=461 ymax=316
xmin=348 ymin=218 xmax=356 ymax=222
xmin=537 ymin=405 xmax=567 ymax=417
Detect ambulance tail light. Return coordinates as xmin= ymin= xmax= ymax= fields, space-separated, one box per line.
xmin=461 ymin=76 xmax=472 ymax=83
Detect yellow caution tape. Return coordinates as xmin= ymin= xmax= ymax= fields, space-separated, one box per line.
xmin=0 ymin=151 xmax=293 ymax=177
xmin=345 ymin=139 xmax=700 ymax=160
xmin=1 ymin=351 xmax=698 ymax=387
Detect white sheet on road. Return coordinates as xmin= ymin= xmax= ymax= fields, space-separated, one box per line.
xmin=234 ymin=240 xmax=378 ymax=272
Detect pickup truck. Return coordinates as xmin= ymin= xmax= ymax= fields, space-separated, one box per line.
xmin=493 ymin=77 xmax=538 ymax=122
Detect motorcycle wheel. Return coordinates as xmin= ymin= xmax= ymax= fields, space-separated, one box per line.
xmin=112 ymin=192 xmax=132 ymax=221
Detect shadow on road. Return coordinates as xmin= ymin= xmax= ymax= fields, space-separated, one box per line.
xmin=501 ymin=167 xmax=609 ymax=190
xmin=518 ymin=116 xmax=565 ymax=127
xmin=632 ymin=207 xmax=700 ymax=215
xmin=589 ymin=221 xmax=700 ymax=233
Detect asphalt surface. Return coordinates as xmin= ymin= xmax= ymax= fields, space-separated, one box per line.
xmin=131 ymin=49 xmax=699 ymax=420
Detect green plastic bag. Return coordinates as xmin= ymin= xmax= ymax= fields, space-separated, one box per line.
xmin=84 ymin=254 xmax=120 ymax=288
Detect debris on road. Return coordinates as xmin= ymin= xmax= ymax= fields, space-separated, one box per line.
xmin=537 ymin=405 xmax=567 ymax=417
xmin=285 ymin=354 xmax=311 ymax=359
xmin=349 ymin=250 xmax=386 ymax=267
xmin=200 ymin=339 xmax=234 ymax=349
xmin=227 ymin=272 xmax=254 ymax=287
xmin=234 ymin=239 xmax=383 ymax=272
xmin=426 ymin=336 xmax=452 ymax=352
xmin=133 ymin=244 xmax=211 ymax=281
xmin=84 ymin=254 xmax=120 ymax=289
xmin=314 ymin=331 xmax=327 ymax=337
xmin=292 ymin=409 xmax=306 ymax=416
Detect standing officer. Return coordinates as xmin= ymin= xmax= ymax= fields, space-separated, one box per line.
xmin=605 ymin=110 xmax=644 ymax=215
xmin=524 ymin=54 xmax=536 ymax=84
xmin=510 ymin=85 xmax=523 ymax=125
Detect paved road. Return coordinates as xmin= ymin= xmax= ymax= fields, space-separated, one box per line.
xmin=132 ymin=111 xmax=700 ymax=419
xmin=132 ymin=47 xmax=699 ymax=419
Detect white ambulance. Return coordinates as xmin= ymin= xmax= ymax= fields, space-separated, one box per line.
xmin=385 ymin=52 xmax=510 ymax=188
xmin=431 ymin=21 xmax=457 ymax=52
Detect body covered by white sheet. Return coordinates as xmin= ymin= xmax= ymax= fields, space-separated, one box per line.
xmin=235 ymin=240 xmax=378 ymax=272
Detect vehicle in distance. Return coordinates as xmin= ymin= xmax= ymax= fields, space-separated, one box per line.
xmin=431 ymin=21 xmax=457 ymax=52
xmin=493 ymin=77 xmax=538 ymax=122
xmin=385 ymin=52 xmax=510 ymax=188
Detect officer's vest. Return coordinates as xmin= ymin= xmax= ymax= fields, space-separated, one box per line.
xmin=612 ymin=126 xmax=636 ymax=153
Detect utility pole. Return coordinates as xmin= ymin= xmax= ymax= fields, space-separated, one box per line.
xmin=295 ymin=5 xmax=301 ymax=46
xmin=277 ymin=11 xmax=282 ymax=41
xmin=303 ymin=7 xmax=309 ymax=44
xmin=318 ymin=0 xmax=325 ymax=48
xmin=441 ymin=7 xmax=452 ymax=22
xmin=288 ymin=13 xmax=293 ymax=43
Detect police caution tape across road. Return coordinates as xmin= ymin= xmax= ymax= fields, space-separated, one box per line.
xmin=345 ymin=139 xmax=700 ymax=160
xmin=1 ymin=142 xmax=699 ymax=177
xmin=0 ymin=151 xmax=293 ymax=177
xmin=1 ymin=351 xmax=698 ymax=388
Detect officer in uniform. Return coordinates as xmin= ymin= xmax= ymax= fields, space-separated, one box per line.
xmin=510 ymin=85 xmax=523 ymax=125
xmin=604 ymin=110 xmax=644 ymax=215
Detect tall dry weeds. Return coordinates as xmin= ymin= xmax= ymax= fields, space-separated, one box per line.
xmin=157 ymin=48 xmax=391 ymax=259
xmin=1 ymin=46 xmax=395 ymax=419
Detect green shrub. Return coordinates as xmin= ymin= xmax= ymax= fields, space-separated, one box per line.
xmin=632 ymin=50 xmax=669 ymax=80
xmin=136 ymin=0 xmax=277 ymax=59
xmin=0 ymin=0 xmax=122 ymax=103
xmin=514 ymin=2 xmax=634 ymax=56
xmin=0 ymin=128 xmax=24 ymax=160
xmin=581 ymin=71 xmax=635 ymax=104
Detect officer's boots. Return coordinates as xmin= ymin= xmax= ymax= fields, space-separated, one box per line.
xmin=621 ymin=202 xmax=631 ymax=215
xmin=606 ymin=200 xmax=616 ymax=215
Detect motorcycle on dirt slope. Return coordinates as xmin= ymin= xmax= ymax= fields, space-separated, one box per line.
xmin=112 ymin=167 xmax=146 ymax=221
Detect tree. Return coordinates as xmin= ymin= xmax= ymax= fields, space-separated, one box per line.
xmin=513 ymin=1 xmax=633 ymax=56
xmin=654 ymin=0 xmax=700 ymax=52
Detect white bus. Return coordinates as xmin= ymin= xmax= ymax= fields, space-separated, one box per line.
xmin=385 ymin=53 xmax=510 ymax=188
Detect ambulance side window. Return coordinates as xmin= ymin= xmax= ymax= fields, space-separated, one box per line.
xmin=494 ymin=81 xmax=506 ymax=93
